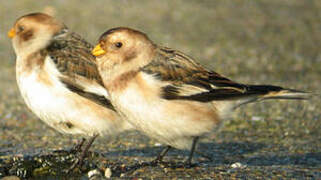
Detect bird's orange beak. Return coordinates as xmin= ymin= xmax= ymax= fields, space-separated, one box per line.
xmin=8 ymin=28 xmax=16 ymax=39
xmin=92 ymin=44 xmax=106 ymax=57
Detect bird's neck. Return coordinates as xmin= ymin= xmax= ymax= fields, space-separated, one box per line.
xmin=16 ymin=50 xmax=47 ymax=76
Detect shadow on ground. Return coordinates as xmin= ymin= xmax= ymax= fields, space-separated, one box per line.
xmin=1 ymin=141 xmax=320 ymax=178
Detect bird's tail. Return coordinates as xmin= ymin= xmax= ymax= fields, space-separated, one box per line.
xmin=232 ymin=84 xmax=312 ymax=109
xmin=246 ymin=85 xmax=311 ymax=100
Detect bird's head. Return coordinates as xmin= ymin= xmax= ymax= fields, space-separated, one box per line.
xmin=92 ymin=27 xmax=155 ymax=75
xmin=8 ymin=12 xmax=67 ymax=56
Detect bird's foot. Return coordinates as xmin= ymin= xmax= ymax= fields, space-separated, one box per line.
xmin=64 ymin=135 xmax=98 ymax=173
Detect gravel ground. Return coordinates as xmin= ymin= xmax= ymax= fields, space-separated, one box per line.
xmin=0 ymin=0 xmax=320 ymax=179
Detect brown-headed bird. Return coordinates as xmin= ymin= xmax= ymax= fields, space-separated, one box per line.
xmin=8 ymin=13 xmax=132 ymax=169
xmin=92 ymin=27 xmax=310 ymax=165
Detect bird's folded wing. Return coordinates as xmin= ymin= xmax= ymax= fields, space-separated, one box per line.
xmin=47 ymin=32 xmax=115 ymax=110
xmin=141 ymin=46 xmax=270 ymax=102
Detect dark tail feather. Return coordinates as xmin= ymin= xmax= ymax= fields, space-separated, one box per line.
xmin=167 ymin=84 xmax=312 ymax=104
xmin=230 ymin=84 xmax=312 ymax=109
xmin=246 ymin=85 xmax=311 ymax=100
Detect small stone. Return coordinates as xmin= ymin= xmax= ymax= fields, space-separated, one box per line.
xmin=104 ymin=168 xmax=112 ymax=178
xmin=154 ymin=143 xmax=162 ymax=146
xmin=88 ymin=169 xmax=102 ymax=179
xmin=230 ymin=162 xmax=246 ymax=169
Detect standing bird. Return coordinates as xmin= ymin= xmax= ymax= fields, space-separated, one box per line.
xmin=92 ymin=27 xmax=310 ymax=166
xmin=8 ymin=13 xmax=132 ymax=170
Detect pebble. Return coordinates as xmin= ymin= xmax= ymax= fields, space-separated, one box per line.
xmin=88 ymin=169 xmax=103 ymax=179
xmin=104 ymin=168 xmax=112 ymax=178
xmin=230 ymin=162 xmax=247 ymax=169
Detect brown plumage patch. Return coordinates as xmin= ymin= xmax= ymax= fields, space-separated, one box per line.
xmin=123 ymin=49 xmax=137 ymax=62
xmin=18 ymin=13 xmax=58 ymax=26
xmin=140 ymin=46 xmax=264 ymax=102
xmin=45 ymin=31 xmax=118 ymax=109
xmin=23 ymin=51 xmax=46 ymax=73
xmin=140 ymin=46 xmax=300 ymax=102
xmin=15 ymin=13 xmax=64 ymax=43
xmin=48 ymin=32 xmax=104 ymax=86
xmin=19 ymin=50 xmax=53 ymax=86
xmin=142 ymin=46 xmax=244 ymax=90
xmin=20 ymin=29 xmax=34 ymax=41
xmin=98 ymin=27 xmax=150 ymax=43
xmin=109 ymin=70 xmax=138 ymax=92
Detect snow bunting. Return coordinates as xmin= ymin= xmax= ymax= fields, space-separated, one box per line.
xmin=8 ymin=14 xmax=132 ymax=169
xmin=92 ymin=27 xmax=310 ymax=165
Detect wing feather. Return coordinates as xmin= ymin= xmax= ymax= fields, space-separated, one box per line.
xmin=46 ymin=30 xmax=114 ymax=109
xmin=141 ymin=46 xmax=252 ymax=102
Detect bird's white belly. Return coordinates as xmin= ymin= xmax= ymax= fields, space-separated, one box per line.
xmin=17 ymin=72 xmax=78 ymax=133
xmin=113 ymin=82 xmax=217 ymax=149
xmin=16 ymin=69 xmax=124 ymax=136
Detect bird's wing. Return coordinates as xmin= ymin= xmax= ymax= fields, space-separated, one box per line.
xmin=141 ymin=46 xmax=285 ymax=102
xmin=47 ymin=31 xmax=115 ymax=110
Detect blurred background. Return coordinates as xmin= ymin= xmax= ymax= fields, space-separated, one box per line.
xmin=1 ymin=0 xmax=321 ymax=83
xmin=0 ymin=0 xmax=320 ymax=178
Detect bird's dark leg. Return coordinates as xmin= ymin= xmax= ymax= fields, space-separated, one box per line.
xmin=66 ymin=134 xmax=98 ymax=173
xmin=185 ymin=136 xmax=199 ymax=167
xmin=152 ymin=145 xmax=172 ymax=164
xmin=77 ymin=134 xmax=98 ymax=167
xmin=70 ymin=138 xmax=86 ymax=153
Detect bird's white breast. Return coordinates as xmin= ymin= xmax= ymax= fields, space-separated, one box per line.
xmin=111 ymin=72 xmax=219 ymax=149
xmin=16 ymin=55 xmax=126 ymax=136
xmin=16 ymin=56 xmax=69 ymax=129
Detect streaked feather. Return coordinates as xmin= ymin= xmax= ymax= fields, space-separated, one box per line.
xmin=46 ymin=30 xmax=114 ymax=109
xmin=142 ymin=46 xmax=310 ymax=103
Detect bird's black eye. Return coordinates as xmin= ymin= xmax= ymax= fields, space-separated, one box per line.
xmin=18 ymin=26 xmax=24 ymax=32
xmin=115 ymin=42 xmax=122 ymax=48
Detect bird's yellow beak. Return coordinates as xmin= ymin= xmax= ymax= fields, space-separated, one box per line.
xmin=8 ymin=28 xmax=16 ymax=39
xmin=92 ymin=44 xmax=106 ymax=57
